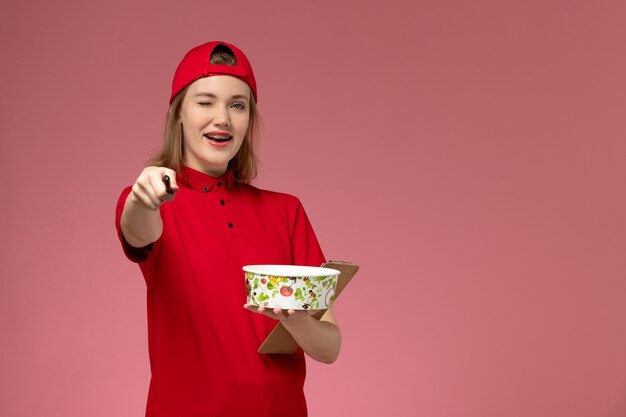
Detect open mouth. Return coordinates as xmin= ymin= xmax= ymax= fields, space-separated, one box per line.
xmin=203 ymin=133 xmax=233 ymax=144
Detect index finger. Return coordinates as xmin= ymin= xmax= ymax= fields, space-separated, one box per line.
xmin=158 ymin=169 xmax=178 ymax=200
xmin=161 ymin=169 xmax=178 ymax=191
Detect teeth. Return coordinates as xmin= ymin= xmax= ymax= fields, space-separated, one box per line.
xmin=205 ymin=134 xmax=231 ymax=141
xmin=204 ymin=135 xmax=232 ymax=142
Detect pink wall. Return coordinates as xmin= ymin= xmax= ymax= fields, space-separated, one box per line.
xmin=2 ymin=0 xmax=626 ymax=416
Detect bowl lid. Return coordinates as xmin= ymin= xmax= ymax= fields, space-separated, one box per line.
xmin=242 ymin=264 xmax=340 ymax=277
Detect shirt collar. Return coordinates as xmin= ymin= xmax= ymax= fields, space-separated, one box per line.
xmin=178 ymin=165 xmax=235 ymax=194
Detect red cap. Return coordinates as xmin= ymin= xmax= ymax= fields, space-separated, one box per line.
xmin=169 ymin=41 xmax=257 ymax=104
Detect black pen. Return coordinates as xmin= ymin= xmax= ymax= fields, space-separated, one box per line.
xmin=163 ymin=175 xmax=173 ymax=194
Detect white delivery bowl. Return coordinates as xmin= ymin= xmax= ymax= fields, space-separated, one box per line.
xmin=243 ymin=265 xmax=340 ymax=310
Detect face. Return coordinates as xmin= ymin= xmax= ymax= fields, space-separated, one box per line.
xmin=179 ymin=75 xmax=251 ymax=177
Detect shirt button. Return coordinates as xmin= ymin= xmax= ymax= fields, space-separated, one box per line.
xmin=220 ymin=199 xmax=225 ymax=206
xmin=217 ymin=181 xmax=222 ymax=187
xmin=203 ymin=186 xmax=208 ymax=193
xmin=228 ymin=222 xmax=233 ymax=228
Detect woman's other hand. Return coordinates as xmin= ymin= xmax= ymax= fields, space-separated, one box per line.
xmin=243 ymin=303 xmax=319 ymax=322
xmin=243 ymin=303 xmax=341 ymax=363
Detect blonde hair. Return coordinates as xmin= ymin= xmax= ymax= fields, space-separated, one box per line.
xmin=148 ymin=48 xmax=260 ymax=183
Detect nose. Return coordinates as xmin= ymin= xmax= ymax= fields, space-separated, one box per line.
xmin=213 ymin=105 xmax=230 ymax=126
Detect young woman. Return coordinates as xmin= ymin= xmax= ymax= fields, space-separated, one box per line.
xmin=115 ymin=41 xmax=340 ymax=417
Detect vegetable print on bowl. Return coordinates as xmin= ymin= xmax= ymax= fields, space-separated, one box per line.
xmin=243 ymin=265 xmax=340 ymax=310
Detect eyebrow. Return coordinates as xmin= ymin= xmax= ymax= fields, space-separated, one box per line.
xmin=193 ymin=92 xmax=249 ymax=102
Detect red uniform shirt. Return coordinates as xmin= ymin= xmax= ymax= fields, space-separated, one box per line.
xmin=115 ymin=166 xmax=326 ymax=417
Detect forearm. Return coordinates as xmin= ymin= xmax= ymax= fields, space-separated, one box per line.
xmin=281 ymin=314 xmax=341 ymax=364
xmin=121 ymin=194 xmax=163 ymax=247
